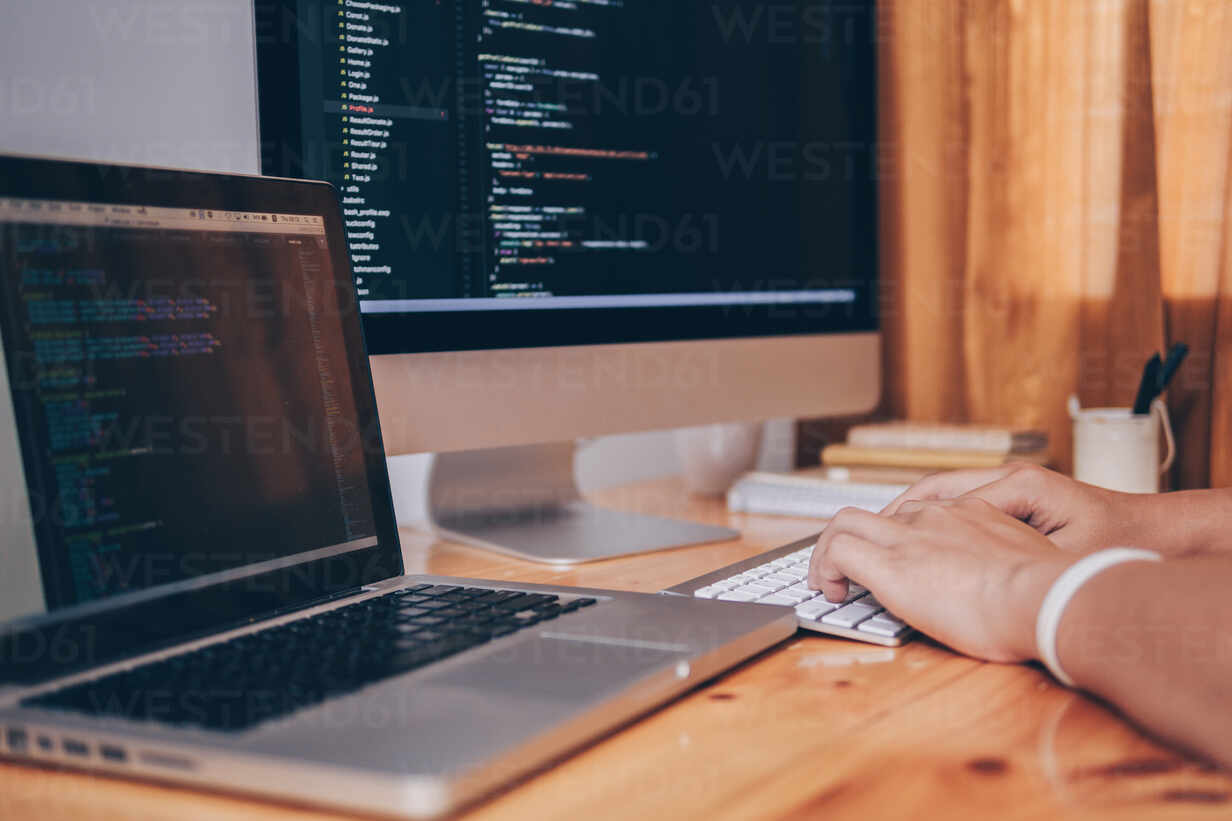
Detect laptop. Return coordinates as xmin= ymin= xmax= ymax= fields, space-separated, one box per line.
xmin=0 ymin=155 xmax=796 ymax=818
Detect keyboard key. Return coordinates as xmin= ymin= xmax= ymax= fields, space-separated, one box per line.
xmin=765 ymin=572 xmax=799 ymax=584
xmin=775 ymin=589 xmax=815 ymax=604
xmin=493 ymin=593 xmax=543 ymax=611
xmin=717 ymin=590 xmax=757 ymax=602
xmin=757 ymin=594 xmax=799 ymax=606
xmin=481 ymin=591 xmax=524 ymax=605
xmin=795 ymin=599 xmax=839 ymax=620
xmin=745 ymin=580 xmax=784 ymax=593
xmin=858 ymin=618 xmax=909 ymax=638
xmin=693 ymin=586 xmax=719 ymax=599
xmin=821 ymin=602 xmax=880 ymax=629
xmin=534 ymin=604 xmax=563 ymax=620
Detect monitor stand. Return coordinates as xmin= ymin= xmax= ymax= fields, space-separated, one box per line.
xmin=388 ymin=442 xmax=739 ymax=565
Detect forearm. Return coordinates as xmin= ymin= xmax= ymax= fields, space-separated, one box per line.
xmin=1131 ymin=489 xmax=1232 ymax=556
xmin=1053 ymin=557 xmax=1232 ymax=766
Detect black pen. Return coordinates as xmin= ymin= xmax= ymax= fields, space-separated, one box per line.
xmin=1131 ymin=354 xmax=1162 ymax=415
xmin=1157 ymin=342 xmax=1189 ymax=393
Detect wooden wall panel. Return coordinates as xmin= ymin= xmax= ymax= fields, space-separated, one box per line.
xmin=1149 ymin=0 xmax=1232 ymax=489
xmin=961 ymin=0 xmax=1086 ymax=471
xmin=876 ymin=1 xmax=969 ymax=424
xmin=1079 ymin=0 xmax=1165 ymax=411
xmin=1215 ymin=156 xmax=1232 ymax=487
xmin=801 ymin=0 xmax=1232 ymax=488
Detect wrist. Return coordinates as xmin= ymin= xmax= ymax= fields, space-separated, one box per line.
xmin=1006 ymin=556 xmax=1073 ymax=661
xmin=1033 ymin=548 xmax=1163 ymax=686
xmin=1116 ymin=491 xmax=1180 ymax=553
xmin=1147 ymin=488 xmax=1232 ymax=556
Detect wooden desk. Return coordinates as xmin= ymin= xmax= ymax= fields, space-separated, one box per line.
xmin=3 ymin=478 xmax=1229 ymax=819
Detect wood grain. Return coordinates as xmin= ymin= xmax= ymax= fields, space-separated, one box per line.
xmin=1214 ymin=147 xmax=1232 ymax=488
xmin=877 ymin=0 xmax=970 ymax=424
xmin=1080 ymin=0 xmax=1167 ymax=412
xmin=2 ymin=479 xmax=1228 ymax=821
xmin=812 ymin=0 xmax=1232 ymax=486
xmin=962 ymin=0 xmax=1086 ymax=471
xmin=1150 ymin=0 xmax=1232 ymax=490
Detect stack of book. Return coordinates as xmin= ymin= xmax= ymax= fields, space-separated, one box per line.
xmin=820 ymin=422 xmax=1050 ymax=485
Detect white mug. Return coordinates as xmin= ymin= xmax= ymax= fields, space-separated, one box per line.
xmin=674 ymin=421 xmax=765 ymax=496
xmin=1068 ymin=395 xmax=1175 ymax=493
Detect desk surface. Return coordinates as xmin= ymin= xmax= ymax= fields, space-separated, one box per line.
xmin=3 ymin=478 xmax=1229 ymax=820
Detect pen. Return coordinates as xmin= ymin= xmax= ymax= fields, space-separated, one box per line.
xmin=1156 ymin=342 xmax=1189 ymax=394
xmin=1131 ymin=354 xmax=1162 ymax=415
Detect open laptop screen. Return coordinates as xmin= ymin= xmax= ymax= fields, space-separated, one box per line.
xmin=0 ymin=195 xmax=381 ymax=628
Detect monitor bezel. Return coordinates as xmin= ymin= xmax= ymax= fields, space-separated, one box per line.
xmin=0 ymin=154 xmax=404 ymax=684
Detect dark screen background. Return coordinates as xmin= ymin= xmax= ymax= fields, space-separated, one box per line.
xmin=256 ymin=0 xmax=879 ymax=353
xmin=0 ymin=218 xmax=377 ymax=610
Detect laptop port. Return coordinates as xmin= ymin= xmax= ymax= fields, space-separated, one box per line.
xmin=36 ymin=736 xmax=54 ymax=752
xmin=99 ymin=745 xmax=127 ymax=763
xmin=5 ymin=727 xmax=28 ymax=754
xmin=62 ymin=739 xmax=89 ymax=757
xmin=139 ymin=751 xmax=195 ymax=771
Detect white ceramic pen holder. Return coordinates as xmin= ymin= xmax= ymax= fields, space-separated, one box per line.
xmin=1068 ymin=395 xmax=1175 ymax=493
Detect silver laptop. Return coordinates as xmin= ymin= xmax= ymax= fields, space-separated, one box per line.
xmin=0 ymin=156 xmax=795 ymax=818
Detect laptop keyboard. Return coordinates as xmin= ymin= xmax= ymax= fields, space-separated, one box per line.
xmin=25 ymin=585 xmax=597 ymax=732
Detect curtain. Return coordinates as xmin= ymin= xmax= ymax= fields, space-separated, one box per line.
xmin=870 ymin=0 xmax=1232 ymax=487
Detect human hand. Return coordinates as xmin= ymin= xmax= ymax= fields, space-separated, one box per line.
xmin=881 ymin=463 xmax=1158 ymax=555
xmin=806 ymin=498 xmax=1073 ymax=662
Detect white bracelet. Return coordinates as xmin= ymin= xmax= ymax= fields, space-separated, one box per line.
xmin=1035 ymin=547 xmax=1162 ymax=687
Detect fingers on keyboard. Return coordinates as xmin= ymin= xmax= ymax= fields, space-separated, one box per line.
xmin=694 ymin=553 xmax=911 ymax=641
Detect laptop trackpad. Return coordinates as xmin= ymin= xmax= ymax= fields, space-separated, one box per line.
xmin=256 ymin=633 xmax=690 ymax=775
xmin=424 ymin=632 xmax=688 ymax=704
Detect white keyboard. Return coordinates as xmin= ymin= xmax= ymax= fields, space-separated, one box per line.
xmin=687 ymin=544 xmax=913 ymax=646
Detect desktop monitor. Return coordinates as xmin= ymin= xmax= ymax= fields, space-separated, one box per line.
xmin=255 ymin=0 xmax=880 ymax=562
